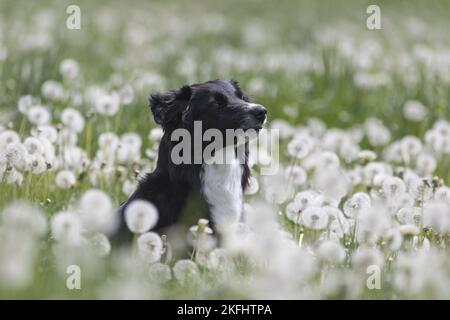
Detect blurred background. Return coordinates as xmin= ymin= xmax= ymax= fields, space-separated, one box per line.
xmin=1 ymin=0 xmax=450 ymax=133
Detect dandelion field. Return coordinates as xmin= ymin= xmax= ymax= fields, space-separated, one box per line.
xmin=2 ymin=0 xmax=450 ymax=299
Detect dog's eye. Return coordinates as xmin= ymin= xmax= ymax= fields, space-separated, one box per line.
xmin=214 ymin=93 xmax=228 ymax=108
xmin=236 ymin=90 xmax=250 ymax=102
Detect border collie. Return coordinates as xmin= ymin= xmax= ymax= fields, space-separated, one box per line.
xmin=116 ymin=79 xmax=266 ymax=238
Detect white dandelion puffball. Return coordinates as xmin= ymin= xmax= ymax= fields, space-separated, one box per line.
xmin=382 ymin=176 xmax=406 ymax=199
xmin=343 ymin=192 xmax=371 ymax=218
xmin=125 ymin=200 xmax=158 ymax=234
xmin=59 ymin=59 xmax=80 ymax=79
xmin=403 ymin=100 xmax=428 ymax=122
xmin=0 ymin=130 xmax=20 ymax=149
xmin=41 ymin=80 xmax=65 ymax=101
xmin=61 ymin=108 xmax=85 ymax=133
xmin=293 ymin=191 xmax=316 ymax=211
xmin=83 ymin=232 xmax=111 ymax=257
xmin=148 ymin=263 xmax=172 ymax=284
xmin=285 ymin=165 xmax=307 ymax=185
xmin=148 ymin=127 xmax=164 ymax=142
xmin=27 ymin=154 xmax=47 ymax=174
xmin=285 ymin=201 xmax=302 ymax=224
xmin=317 ymin=241 xmax=346 ymax=264
xmin=119 ymin=85 xmax=135 ymax=105
xmin=137 ymin=232 xmax=163 ymax=263
xmin=17 ymin=95 xmax=33 ymax=114
xmin=55 ymin=170 xmax=76 ymax=189
xmin=301 ymin=207 xmax=329 ymax=230
xmin=51 ymin=211 xmax=83 ymax=245
xmin=2 ymin=201 xmax=48 ymax=237
xmin=4 ymin=142 xmax=27 ymax=170
xmin=95 ymin=92 xmax=120 ymax=116
xmin=27 ymin=105 xmax=51 ymax=126
xmin=23 ymin=137 xmax=45 ymax=156
xmin=351 ymin=247 xmax=384 ymax=270
xmin=79 ymin=189 xmax=117 ymax=234
xmin=287 ymin=134 xmax=314 ymax=159
xmin=173 ymin=260 xmax=199 ymax=285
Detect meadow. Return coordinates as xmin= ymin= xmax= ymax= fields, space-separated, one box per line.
xmin=1 ymin=0 xmax=450 ymax=299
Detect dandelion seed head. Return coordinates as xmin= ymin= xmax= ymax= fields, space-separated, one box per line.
xmin=59 ymin=59 xmax=80 ymax=80
xmin=55 ymin=170 xmax=76 ymax=189
xmin=125 ymin=199 xmax=158 ymax=234
xmin=61 ymin=108 xmax=85 ymax=133
xmin=137 ymin=232 xmax=163 ymax=263
xmin=173 ymin=259 xmax=199 ymax=285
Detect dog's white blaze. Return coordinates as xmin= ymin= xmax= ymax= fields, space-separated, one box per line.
xmin=201 ymin=157 xmax=243 ymax=229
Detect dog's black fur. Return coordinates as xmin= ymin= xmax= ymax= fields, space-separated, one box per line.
xmin=115 ymin=79 xmax=266 ymax=240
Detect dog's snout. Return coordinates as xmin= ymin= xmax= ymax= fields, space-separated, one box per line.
xmin=249 ymin=104 xmax=267 ymax=121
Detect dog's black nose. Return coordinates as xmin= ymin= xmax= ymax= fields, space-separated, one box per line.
xmin=249 ymin=104 xmax=267 ymax=121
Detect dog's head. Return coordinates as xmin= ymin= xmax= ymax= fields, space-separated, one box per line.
xmin=149 ymin=79 xmax=267 ymax=133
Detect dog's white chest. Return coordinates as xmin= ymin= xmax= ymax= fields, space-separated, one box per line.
xmin=200 ymin=159 xmax=243 ymax=229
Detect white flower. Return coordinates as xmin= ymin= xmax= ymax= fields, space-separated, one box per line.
xmin=423 ymin=201 xmax=450 ymax=232
xmin=27 ymin=105 xmax=51 ymax=126
xmin=312 ymin=168 xmax=348 ymax=201
xmin=148 ymin=127 xmax=164 ymax=142
xmin=95 ymin=92 xmax=120 ymax=116
xmin=173 ymin=260 xmax=199 ymax=285
xmin=55 ymin=170 xmax=76 ymax=189
xmin=51 ymin=211 xmax=83 ymax=245
xmin=435 ymin=186 xmax=450 ymax=204
xmin=293 ymin=191 xmax=316 ymax=211
xmin=301 ymin=207 xmax=329 ymax=230
xmin=122 ymin=179 xmax=136 ymax=196
xmin=23 ymin=137 xmax=45 ymax=156
xmin=27 ymin=154 xmax=47 ymax=174
xmin=41 ymin=80 xmax=65 ymax=101
xmin=32 ymin=125 xmax=58 ymax=143
xmin=119 ymin=85 xmax=134 ymax=105
xmin=4 ymin=142 xmax=27 ymax=170
xmin=2 ymin=201 xmax=47 ymax=237
xmin=207 ymin=248 xmax=234 ymax=273
xmin=0 ymin=130 xmax=20 ymax=149
xmin=59 ymin=59 xmax=80 ymax=79
xmin=61 ymin=108 xmax=85 ymax=133
xmin=343 ymin=192 xmax=371 ymax=218
xmin=365 ymin=118 xmax=391 ymax=146
xmin=125 ymin=200 xmax=158 ymax=234
xmin=121 ymin=132 xmax=142 ymax=151
xmin=285 ymin=201 xmax=302 ymax=224
xmin=396 ymin=207 xmax=421 ymax=226
xmin=137 ymin=232 xmax=163 ymax=263
xmin=415 ymin=153 xmax=436 ymax=176
xmin=83 ymin=232 xmax=111 ymax=257
xmin=403 ymin=100 xmax=428 ymax=122
xmin=358 ymin=150 xmax=377 ymax=162
xmin=382 ymin=176 xmax=406 ymax=199
xmin=284 ymin=165 xmax=307 ymax=185
xmin=148 ymin=263 xmax=172 ymax=284
xmin=17 ymin=95 xmax=33 ymax=114
xmin=317 ymin=241 xmax=346 ymax=263
xmin=79 ymin=189 xmax=117 ymax=234
xmin=287 ymin=134 xmax=314 ymax=159
xmin=351 ymin=247 xmax=384 ymax=269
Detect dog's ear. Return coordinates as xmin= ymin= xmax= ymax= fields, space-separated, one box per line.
xmin=149 ymin=85 xmax=191 ymax=126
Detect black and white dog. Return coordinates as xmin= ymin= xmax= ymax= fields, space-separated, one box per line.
xmin=117 ymin=79 xmax=266 ymax=237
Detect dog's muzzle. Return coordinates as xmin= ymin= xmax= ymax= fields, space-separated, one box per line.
xmin=247 ymin=103 xmax=267 ymax=129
